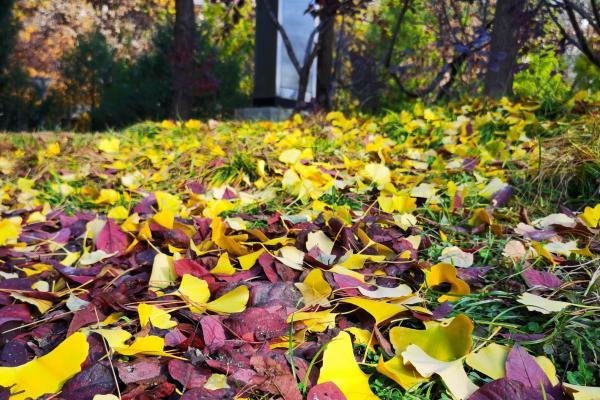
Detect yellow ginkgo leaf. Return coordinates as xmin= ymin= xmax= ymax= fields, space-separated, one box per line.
xmin=94 ymin=328 xmax=132 ymax=349
xmin=362 ymin=163 xmax=391 ymax=189
xmin=306 ymin=230 xmax=334 ymax=254
xmin=149 ymin=253 xmax=177 ymax=289
xmin=138 ymin=303 xmax=177 ymax=329
xmin=177 ymin=274 xmax=211 ymax=310
xmin=0 ymin=217 xmax=21 ymax=246
xmin=340 ymin=297 xmax=408 ymax=324
xmin=288 ymin=310 xmax=337 ymax=332
xmin=339 ymin=253 xmax=386 ymax=270
xmin=238 ymin=248 xmax=265 ymax=270
xmin=210 ymin=252 xmax=236 ymax=275
xmin=317 ymin=331 xmax=378 ymax=400
xmin=155 ymin=191 xmax=182 ymax=213
xmin=275 ymin=246 xmax=305 ymax=270
xmin=93 ymin=189 xmax=120 ymax=205
xmin=401 ymin=344 xmax=478 ymax=400
xmin=97 ymin=137 xmax=120 ymax=153
xmin=517 ymin=292 xmax=572 ymax=314
xmin=295 ymin=268 xmax=332 ymax=307
xmin=0 ymin=332 xmax=89 ymax=400
xmin=11 ymin=293 xmax=53 ymax=313
xmin=580 ymin=204 xmax=600 ymax=228
xmin=117 ymin=336 xmax=171 ymax=357
xmin=425 ymin=262 xmax=470 ymax=302
xmin=153 ymin=209 xmax=174 ymax=229
xmin=376 ymin=354 xmax=427 ymax=389
xmin=204 ymin=373 xmax=231 ymax=390
xmin=465 ymin=343 xmax=510 ymax=380
xmin=205 ymin=285 xmax=249 ymax=314
xmin=564 ymin=383 xmax=600 ymax=400
xmin=211 ymin=217 xmax=248 ymax=256
xmin=389 ymin=314 xmax=473 ymax=362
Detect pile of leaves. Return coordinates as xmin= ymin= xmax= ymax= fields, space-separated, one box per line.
xmin=0 ymin=99 xmax=599 ymax=400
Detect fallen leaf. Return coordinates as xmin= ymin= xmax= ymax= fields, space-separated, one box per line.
xmin=295 ymin=268 xmax=332 ymax=307
xmin=0 ymin=332 xmax=89 ymax=400
xmin=517 ymin=292 xmax=572 ymax=314
xmin=317 ymin=331 xmax=378 ymax=400
xmin=138 ymin=303 xmax=177 ymax=329
xmin=401 ymin=344 xmax=478 ymax=400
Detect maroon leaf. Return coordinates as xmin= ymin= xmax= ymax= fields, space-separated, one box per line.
xmin=250 ymin=355 xmax=303 ymax=400
xmin=522 ymin=268 xmax=562 ymax=289
xmin=306 ymin=382 xmax=346 ymax=400
xmin=60 ymin=364 xmax=116 ymax=400
xmin=168 ymin=359 xmax=210 ymax=389
xmin=505 ymin=345 xmax=554 ymax=397
xmin=0 ymin=304 xmax=32 ymax=326
xmin=200 ymin=316 xmax=226 ymax=351
xmin=469 ymin=378 xmax=550 ymax=400
xmin=116 ymin=358 xmax=163 ymax=385
xmin=96 ymin=219 xmax=128 ymax=256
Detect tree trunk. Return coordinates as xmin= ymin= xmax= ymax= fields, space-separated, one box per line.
xmin=317 ymin=17 xmax=335 ymax=110
xmin=172 ymin=0 xmax=196 ymax=120
xmin=483 ymin=0 xmax=525 ymax=98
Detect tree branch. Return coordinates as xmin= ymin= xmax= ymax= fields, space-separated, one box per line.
xmin=259 ymin=0 xmax=302 ymax=74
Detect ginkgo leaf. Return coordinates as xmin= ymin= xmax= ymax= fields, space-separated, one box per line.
xmin=580 ymin=204 xmax=600 ymax=228
xmin=0 ymin=332 xmax=89 ymax=400
xmin=0 ymin=217 xmax=21 ymax=246
xmin=211 ymin=217 xmax=248 ymax=256
xmin=376 ymin=355 xmax=428 ymax=390
xmin=358 ymin=284 xmax=412 ymax=299
xmin=204 ymin=373 xmax=231 ymax=390
xmin=401 ymin=344 xmax=478 ymax=400
xmin=210 ymin=252 xmax=236 ymax=275
xmin=138 ymin=303 xmax=177 ymax=329
xmin=338 ymin=253 xmax=386 ymax=270
xmin=362 ymin=163 xmax=391 ymax=189
xmin=425 ymin=263 xmax=470 ymax=302
xmin=289 ymin=310 xmax=337 ymax=332
xmin=295 ymin=268 xmax=332 ymax=307
xmin=564 ymin=383 xmax=600 ymax=400
xmin=153 ymin=209 xmax=174 ymax=229
xmin=341 ymin=297 xmax=408 ymax=324
xmin=317 ymin=331 xmax=379 ymax=400
xmin=205 ymin=285 xmax=249 ymax=314
xmin=439 ymin=246 xmax=474 ymax=268
xmin=306 ymin=230 xmax=334 ymax=254
xmin=465 ymin=343 xmax=510 ymax=380
xmin=117 ymin=335 xmax=171 ymax=357
xmin=97 ymin=137 xmax=120 ymax=153
xmin=79 ymin=249 xmax=117 ymax=265
xmin=275 ymin=246 xmax=305 ymax=270
xmin=177 ymin=274 xmax=211 ymax=310
xmin=11 ymin=293 xmax=53 ymax=313
xmin=238 ymin=248 xmax=265 ymax=270
xmin=517 ymin=292 xmax=572 ymax=314
xmin=149 ymin=252 xmax=177 ymax=289
xmin=389 ymin=314 xmax=473 ymax=362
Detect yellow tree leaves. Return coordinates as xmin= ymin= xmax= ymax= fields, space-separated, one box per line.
xmin=177 ymin=274 xmax=249 ymax=314
xmin=295 ymin=269 xmax=332 ymax=307
xmin=426 ymin=263 xmax=470 ymax=302
xmin=0 ymin=217 xmax=21 ymax=246
xmin=0 ymin=332 xmax=88 ymax=400
xmin=318 ymin=331 xmax=379 ymax=400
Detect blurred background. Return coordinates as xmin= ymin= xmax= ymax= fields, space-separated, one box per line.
xmin=1 ymin=0 xmax=599 ymax=131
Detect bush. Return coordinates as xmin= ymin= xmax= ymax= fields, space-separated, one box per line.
xmin=513 ymin=50 xmax=572 ymax=116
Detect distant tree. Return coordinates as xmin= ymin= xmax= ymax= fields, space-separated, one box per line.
xmin=172 ymin=0 xmax=197 ymax=119
xmin=258 ymin=0 xmax=372 ymax=109
xmin=546 ymin=0 xmax=600 ymax=68
xmin=0 ymin=0 xmax=18 ymax=73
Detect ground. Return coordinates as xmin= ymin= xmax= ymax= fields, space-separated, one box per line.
xmin=0 ymin=100 xmax=598 ymax=400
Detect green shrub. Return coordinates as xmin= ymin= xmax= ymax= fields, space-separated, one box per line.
xmin=513 ymin=50 xmax=571 ymax=116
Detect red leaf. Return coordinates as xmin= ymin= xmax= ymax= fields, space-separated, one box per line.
xmin=200 ymin=316 xmax=226 ymax=351
xmin=96 ymin=218 xmax=128 ymax=256
xmin=522 ymin=268 xmax=562 ymax=289
xmin=306 ymin=382 xmax=346 ymax=400
xmin=168 ymin=359 xmax=209 ymax=389
xmin=469 ymin=378 xmax=548 ymax=400
xmin=505 ymin=345 xmax=555 ymax=397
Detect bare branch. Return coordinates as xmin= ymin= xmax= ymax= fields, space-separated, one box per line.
xmin=259 ymin=0 xmax=302 ymax=74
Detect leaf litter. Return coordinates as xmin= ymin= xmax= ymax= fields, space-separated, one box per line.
xmin=0 ymin=103 xmax=599 ymax=399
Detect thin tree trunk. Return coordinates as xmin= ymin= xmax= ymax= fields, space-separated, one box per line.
xmin=317 ymin=15 xmax=335 ymax=110
xmin=483 ymin=0 xmax=525 ymax=98
xmin=172 ymin=0 xmax=196 ymax=119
